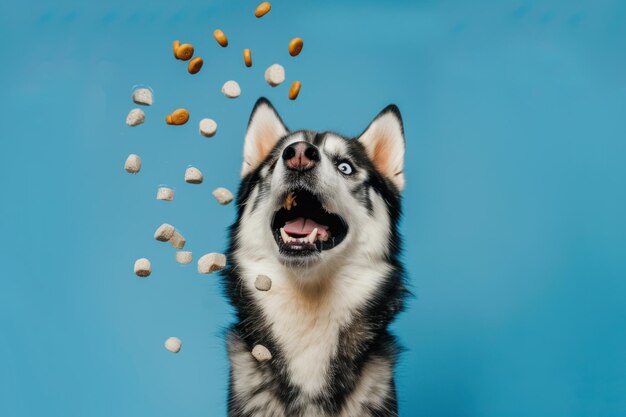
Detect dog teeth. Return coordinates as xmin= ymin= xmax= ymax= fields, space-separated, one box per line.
xmin=280 ymin=227 xmax=319 ymax=245
xmin=280 ymin=227 xmax=292 ymax=243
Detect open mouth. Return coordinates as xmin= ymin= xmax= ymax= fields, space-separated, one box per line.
xmin=271 ymin=189 xmax=348 ymax=256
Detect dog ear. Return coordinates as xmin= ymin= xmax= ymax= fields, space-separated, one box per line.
xmin=241 ymin=98 xmax=289 ymax=177
xmin=358 ymin=105 xmax=406 ymax=192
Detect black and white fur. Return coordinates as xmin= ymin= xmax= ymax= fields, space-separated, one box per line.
xmin=222 ymin=98 xmax=408 ymax=417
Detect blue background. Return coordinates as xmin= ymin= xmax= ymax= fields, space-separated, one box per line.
xmin=1 ymin=0 xmax=625 ymax=416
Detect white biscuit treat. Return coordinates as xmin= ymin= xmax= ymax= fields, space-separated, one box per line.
xmin=176 ymin=251 xmax=192 ymax=264
xmin=212 ymin=187 xmax=233 ymax=205
xmin=132 ymin=88 xmax=153 ymax=105
xmin=221 ymin=80 xmax=241 ymax=98
xmin=199 ymin=118 xmax=218 ymax=137
xmin=264 ymin=64 xmax=285 ymax=87
xmin=156 ymin=187 xmax=174 ymax=201
xmin=197 ymin=253 xmax=227 ymax=274
xmin=154 ymin=223 xmax=175 ymax=241
xmin=154 ymin=223 xmax=185 ymax=248
xmin=134 ymin=258 xmax=151 ymax=277
xmin=169 ymin=231 xmax=186 ymax=249
xmin=124 ymin=154 xmax=141 ymax=174
xmin=164 ymin=337 xmax=182 ymax=353
xmin=254 ymin=275 xmax=272 ymax=291
xmin=126 ymin=108 xmax=145 ymax=126
xmin=251 ymin=344 xmax=272 ymax=362
xmin=184 ymin=166 xmax=204 ymax=184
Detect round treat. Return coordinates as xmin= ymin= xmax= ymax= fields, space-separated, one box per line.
xmin=212 ymin=187 xmax=233 ymax=205
xmin=255 ymin=2 xmax=271 ymax=17
xmin=170 ymin=108 xmax=189 ymax=125
xmin=132 ymin=88 xmax=153 ymax=106
xmin=199 ymin=118 xmax=217 ymax=137
xmin=172 ymin=40 xmax=181 ymax=58
xmin=154 ymin=223 xmax=175 ymax=242
xmin=221 ymin=80 xmax=241 ymax=98
xmin=288 ymin=37 xmax=304 ymax=57
xmin=213 ymin=29 xmax=228 ymax=47
xmin=197 ymin=253 xmax=227 ymax=274
xmin=165 ymin=115 xmax=173 ymax=125
xmin=251 ymin=344 xmax=272 ymax=362
xmin=126 ymin=108 xmax=145 ymax=126
xmin=254 ymin=275 xmax=272 ymax=291
xmin=134 ymin=258 xmax=151 ymax=277
xmin=188 ymin=57 xmax=203 ymax=74
xmin=169 ymin=231 xmax=186 ymax=249
xmin=175 ymin=43 xmax=194 ymax=60
xmin=264 ymin=64 xmax=285 ymax=87
xmin=124 ymin=154 xmax=141 ymax=174
xmin=243 ymin=48 xmax=252 ymax=67
xmin=164 ymin=337 xmax=182 ymax=353
xmin=288 ymin=81 xmax=301 ymax=100
xmin=156 ymin=187 xmax=174 ymax=201
xmin=176 ymin=251 xmax=193 ymax=264
xmin=184 ymin=166 xmax=203 ymax=184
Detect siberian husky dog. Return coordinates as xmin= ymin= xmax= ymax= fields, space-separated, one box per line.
xmin=223 ymin=98 xmax=408 ymax=417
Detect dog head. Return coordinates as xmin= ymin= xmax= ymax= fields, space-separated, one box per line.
xmin=232 ymin=98 xmax=405 ymax=281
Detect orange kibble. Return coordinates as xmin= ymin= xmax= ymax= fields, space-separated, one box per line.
xmin=288 ymin=37 xmax=303 ymax=57
xmin=255 ymin=2 xmax=272 ymax=18
xmin=175 ymin=43 xmax=194 ymax=61
xmin=172 ymin=40 xmax=181 ymax=59
xmin=165 ymin=115 xmax=173 ymax=125
xmin=243 ymin=48 xmax=252 ymax=67
xmin=213 ymin=29 xmax=228 ymax=47
xmin=188 ymin=57 xmax=203 ymax=74
xmin=170 ymin=108 xmax=190 ymax=125
xmin=288 ymin=81 xmax=301 ymax=100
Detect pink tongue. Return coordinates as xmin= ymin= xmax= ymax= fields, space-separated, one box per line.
xmin=284 ymin=217 xmax=329 ymax=236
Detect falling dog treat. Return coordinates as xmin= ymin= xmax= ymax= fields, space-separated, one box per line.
xmin=213 ymin=29 xmax=228 ymax=47
xmin=188 ymin=57 xmax=203 ymax=74
xmin=132 ymin=88 xmax=153 ymax=106
xmin=134 ymin=258 xmax=151 ymax=277
xmin=199 ymin=118 xmax=217 ymax=137
xmin=124 ymin=154 xmax=142 ymax=174
xmin=172 ymin=40 xmax=181 ymax=58
xmin=254 ymin=275 xmax=272 ymax=291
xmin=212 ymin=187 xmax=233 ymax=205
xmin=166 ymin=108 xmax=189 ymax=125
xmin=154 ymin=223 xmax=175 ymax=242
xmin=288 ymin=37 xmax=304 ymax=57
xmin=251 ymin=344 xmax=272 ymax=362
xmin=169 ymin=231 xmax=186 ymax=249
xmin=283 ymin=192 xmax=297 ymax=210
xmin=126 ymin=108 xmax=145 ymax=126
xmin=288 ymin=81 xmax=301 ymax=100
xmin=156 ymin=187 xmax=174 ymax=201
xmin=255 ymin=2 xmax=272 ymax=17
xmin=221 ymin=80 xmax=241 ymax=98
xmin=176 ymin=251 xmax=193 ymax=264
xmin=164 ymin=337 xmax=182 ymax=353
xmin=184 ymin=166 xmax=203 ymax=184
xmin=264 ymin=64 xmax=285 ymax=87
xmin=197 ymin=253 xmax=227 ymax=274
xmin=243 ymin=48 xmax=252 ymax=67
xmin=153 ymin=223 xmax=186 ymax=248
xmin=175 ymin=43 xmax=194 ymax=60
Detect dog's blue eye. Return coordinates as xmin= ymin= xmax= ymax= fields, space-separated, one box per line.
xmin=337 ymin=162 xmax=353 ymax=175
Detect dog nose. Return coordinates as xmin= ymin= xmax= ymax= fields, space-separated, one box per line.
xmin=282 ymin=141 xmax=320 ymax=171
